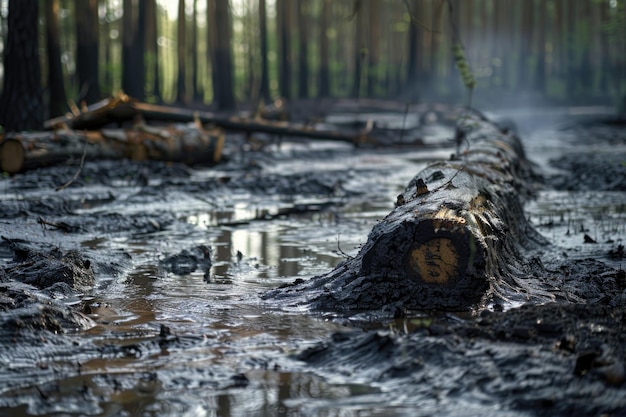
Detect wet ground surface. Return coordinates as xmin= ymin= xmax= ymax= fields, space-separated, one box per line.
xmin=0 ymin=104 xmax=625 ymax=416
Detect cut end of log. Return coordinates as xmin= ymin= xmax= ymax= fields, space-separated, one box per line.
xmin=407 ymin=237 xmax=459 ymax=284
xmin=0 ymin=138 xmax=25 ymax=173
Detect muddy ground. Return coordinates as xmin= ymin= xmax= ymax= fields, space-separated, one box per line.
xmin=0 ymin=103 xmax=625 ymax=416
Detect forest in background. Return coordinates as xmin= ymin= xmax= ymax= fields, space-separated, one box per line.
xmin=0 ymin=0 xmax=625 ymax=130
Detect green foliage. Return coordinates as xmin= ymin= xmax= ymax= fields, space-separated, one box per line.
xmin=452 ymin=42 xmax=476 ymax=91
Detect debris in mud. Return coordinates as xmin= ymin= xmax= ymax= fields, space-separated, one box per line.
xmin=160 ymin=245 xmax=212 ymax=277
xmin=2 ymin=239 xmax=94 ymax=290
xmin=0 ymin=282 xmax=94 ymax=335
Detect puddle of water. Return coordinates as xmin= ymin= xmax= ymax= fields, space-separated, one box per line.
xmin=526 ymin=189 xmax=626 ymax=267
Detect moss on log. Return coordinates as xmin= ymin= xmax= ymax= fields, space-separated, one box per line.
xmin=266 ymin=113 xmax=549 ymax=312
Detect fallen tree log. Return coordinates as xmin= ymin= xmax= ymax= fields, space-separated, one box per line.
xmin=44 ymin=92 xmax=137 ymax=130
xmin=0 ymin=123 xmax=224 ymax=174
xmin=265 ymin=112 xmax=554 ymax=312
xmin=45 ymin=96 xmax=377 ymax=145
xmin=134 ymin=102 xmax=375 ymax=144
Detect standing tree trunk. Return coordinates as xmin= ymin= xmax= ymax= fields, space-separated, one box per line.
xmin=277 ymin=0 xmax=292 ymax=99
xmin=258 ymin=0 xmax=270 ymax=101
xmin=145 ymin=0 xmax=162 ymax=102
xmin=75 ymin=0 xmax=101 ymax=104
xmin=516 ymin=0 xmax=533 ymax=91
xmin=122 ymin=0 xmax=144 ymax=100
xmin=598 ymin=0 xmax=611 ymax=94
xmin=534 ymin=0 xmax=546 ymax=94
xmin=192 ymin=0 xmax=202 ymax=101
xmin=578 ymin=0 xmax=593 ymax=94
xmin=0 ymin=0 xmax=43 ymax=132
xmin=214 ymin=0 xmax=235 ymax=109
xmin=207 ymin=0 xmax=218 ymax=103
xmin=352 ymin=2 xmax=366 ymax=99
xmin=177 ymin=0 xmax=188 ymax=104
xmin=566 ymin=0 xmax=577 ymax=97
xmin=367 ymin=0 xmax=380 ymax=97
xmin=405 ymin=0 xmax=421 ymax=99
xmin=297 ymin=0 xmax=309 ymax=98
xmin=318 ymin=0 xmax=331 ymax=97
xmin=45 ymin=0 xmax=67 ymax=118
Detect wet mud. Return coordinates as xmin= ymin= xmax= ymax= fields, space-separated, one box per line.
xmin=0 ymin=105 xmax=625 ymax=416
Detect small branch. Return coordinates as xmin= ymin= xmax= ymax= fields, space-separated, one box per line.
xmin=336 ymin=233 xmax=354 ymax=260
xmin=55 ymin=145 xmax=87 ymax=192
xmin=37 ymin=217 xmax=76 ymax=233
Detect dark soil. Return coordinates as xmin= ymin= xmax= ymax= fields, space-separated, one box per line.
xmin=0 ymin=103 xmax=624 ymax=416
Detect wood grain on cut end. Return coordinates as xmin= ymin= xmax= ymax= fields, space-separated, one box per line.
xmin=408 ymin=237 xmax=459 ymax=284
xmin=0 ymin=139 xmax=25 ymax=173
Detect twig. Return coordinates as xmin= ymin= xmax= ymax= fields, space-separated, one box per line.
xmin=55 ymin=145 xmax=87 ymax=192
xmin=37 ymin=217 xmax=76 ymax=233
xmin=336 ymin=233 xmax=353 ymax=260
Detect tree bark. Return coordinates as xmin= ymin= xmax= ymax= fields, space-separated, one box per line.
xmin=367 ymin=0 xmax=380 ymax=97
xmin=45 ymin=0 xmax=68 ymax=118
xmin=192 ymin=0 xmax=202 ymax=101
xmin=405 ymin=0 xmax=421 ymax=99
xmin=517 ymin=0 xmax=534 ymax=90
xmin=277 ymin=0 xmax=292 ymax=99
xmin=176 ymin=0 xmax=188 ymax=104
xmin=0 ymin=124 xmax=225 ymax=174
xmin=75 ymin=0 xmax=101 ymax=104
xmin=266 ymin=113 xmax=547 ymax=312
xmin=297 ymin=0 xmax=309 ymax=98
xmin=352 ymin=1 xmax=366 ymax=99
xmin=122 ymin=0 xmax=144 ymax=100
xmin=0 ymin=0 xmax=43 ymax=133
xmin=214 ymin=0 xmax=235 ymax=109
xmin=258 ymin=0 xmax=270 ymax=101
xmin=318 ymin=0 xmax=331 ymax=97
xmin=145 ymin=0 xmax=162 ymax=102
xmin=207 ymin=0 xmax=218 ymax=103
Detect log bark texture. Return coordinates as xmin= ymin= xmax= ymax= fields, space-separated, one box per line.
xmin=266 ymin=113 xmax=548 ymax=312
xmin=0 ymin=124 xmax=224 ymax=174
xmin=46 ymin=98 xmax=376 ymax=146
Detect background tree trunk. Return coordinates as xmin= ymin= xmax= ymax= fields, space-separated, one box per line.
xmin=297 ymin=0 xmax=309 ymax=98
xmin=352 ymin=1 xmax=365 ymax=99
xmin=318 ymin=0 xmax=330 ymax=97
xmin=192 ymin=0 xmax=202 ymax=101
xmin=44 ymin=0 xmax=67 ymax=118
xmin=207 ymin=0 xmax=218 ymax=104
xmin=0 ymin=0 xmax=43 ymax=132
xmin=367 ymin=0 xmax=380 ymax=97
xmin=214 ymin=0 xmax=235 ymax=109
xmin=258 ymin=0 xmax=270 ymax=101
xmin=176 ymin=0 xmax=188 ymax=104
xmin=122 ymin=0 xmax=144 ymax=100
xmin=75 ymin=0 xmax=101 ymax=104
xmin=277 ymin=0 xmax=292 ymax=99
xmin=145 ymin=0 xmax=162 ymax=102
xmin=405 ymin=0 xmax=420 ymax=99
xmin=534 ymin=0 xmax=546 ymax=94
